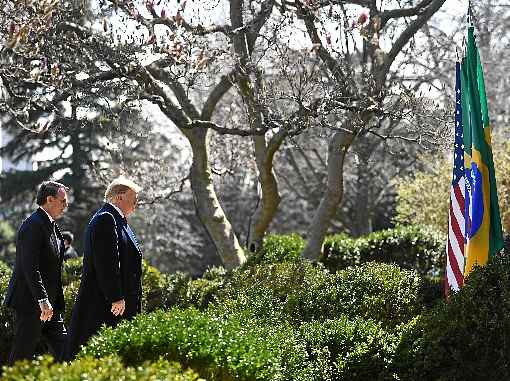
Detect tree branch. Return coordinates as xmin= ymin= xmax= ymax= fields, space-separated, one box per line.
xmin=189 ymin=120 xmax=268 ymax=136
xmin=136 ymin=67 xmax=190 ymax=127
xmin=55 ymin=21 xmax=92 ymax=39
xmin=201 ymin=71 xmax=236 ymax=120
xmin=146 ymin=63 xmax=200 ymax=120
xmin=377 ymin=0 xmax=446 ymax=87
xmin=139 ymin=175 xmax=190 ymax=206
xmin=380 ymin=0 xmax=435 ymax=28
xmin=300 ymin=3 xmax=353 ymax=93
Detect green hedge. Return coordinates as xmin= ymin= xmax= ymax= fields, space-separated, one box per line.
xmin=0 ymin=221 xmax=16 ymax=267
xmin=0 ymin=261 xmax=14 ymax=366
xmin=162 ymin=229 xmax=444 ymax=317
xmin=245 ymin=234 xmax=305 ymax=267
xmin=2 ymin=354 xmax=202 ymax=380
xmin=322 ymin=225 xmax=444 ymax=276
xmin=215 ymin=261 xmax=424 ymax=327
xmin=249 ymin=227 xmax=444 ymax=278
xmin=150 ymin=258 xmax=427 ymax=328
xmin=299 ymin=317 xmax=397 ymax=380
xmin=158 ymin=270 xmax=224 ymax=311
xmin=81 ymin=308 xmax=307 ymax=381
xmin=395 ymin=255 xmax=510 ymax=380
xmin=0 ymin=259 xmax=10 ymax=278
xmin=63 ymin=281 xmax=80 ymax=326
xmin=62 ymin=257 xmax=83 ymax=286
xmin=81 ymin=308 xmax=402 ymax=381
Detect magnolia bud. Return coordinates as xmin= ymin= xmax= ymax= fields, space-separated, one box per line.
xmin=357 ymin=12 xmax=368 ymax=25
xmin=174 ymin=10 xmax=183 ymax=25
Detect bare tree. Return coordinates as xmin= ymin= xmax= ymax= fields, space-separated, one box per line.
xmin=0 ymin=0 xmax=450 ymax=269
xmin=279 ymin=0 xmax=449 ymax=258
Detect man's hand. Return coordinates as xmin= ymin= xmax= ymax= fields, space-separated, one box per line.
xmin=111 ymin=299 xmax=125 ymax=316
xmin=39 ymin=300 xmax=53 ymax=321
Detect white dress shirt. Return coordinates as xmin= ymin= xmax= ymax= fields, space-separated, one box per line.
xmin=38 ymin=207 xmax=56 ymax=305
xmin=107 ymin=202 xmax=125 ymax=219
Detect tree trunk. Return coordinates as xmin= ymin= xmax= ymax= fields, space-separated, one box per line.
xmin=354 ymin=158 xmax=372 ymax=236
xmin=246 ymin=132 xmax=284 ymax=253
xmin=302 ymin=128 xmax=354 ymax=260
xmin=229 ymin=0 xmax=283 ymax=254
xmin=184 ymin=127 xmax=246 ymax=270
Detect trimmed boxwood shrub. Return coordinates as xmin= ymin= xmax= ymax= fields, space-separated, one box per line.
xmin=81 ymin=308 xmax=308 ymax=381
xmin=0 ymin=260 xmax=14 ymax=366
xmin=202 ymin=266 xmax=226 ymax=281
xmin=158 ymin=267 xmax=226 ymax=311
xmin=300 ymin=317 xmax=398 ymax=381
xmin=322 ymin=225 xmax=444 ymax=276
xmin=62 ymin=257 xmax=83 ymax=286
xmin=0 ymin=259 xmax=11 ymax=277
xmin=215 ymin=261 xmax=424 ymax=327
xmin=63 ymin=280 xmax=80 ymax=326
xmin=395 ymin=255 xmax=510 ymax=380
xmin=2 ymin=354 xmax=202 ymax=380
xmin=245 ymin=227 xmax=443 ymax=278
xmin=81 ymin=308 xmax=404 ymax=381
xmin=245 ymin=233 xmax=306 ymax=267
xmin=0 ymin=221 xmax=16 ymax=267
xmin=419 ymin=276 xmax=444 ymax=308
xmin=141 ymin=259 xmax=171 ymax=312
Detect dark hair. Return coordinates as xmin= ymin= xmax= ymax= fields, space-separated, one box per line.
xmin=62 ymin=231 xmax=74 ymax=243
xmin=36 ymin=181 xmax=69 ymax=206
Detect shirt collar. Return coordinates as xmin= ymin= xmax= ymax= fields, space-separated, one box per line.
xmin=107 ymin=202 xmax=125 ymax=219
xmin=39 ymin=207 xmax=54 ymax=223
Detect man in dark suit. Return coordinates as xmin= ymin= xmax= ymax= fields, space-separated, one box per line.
xmin=64 ymin=176 xmax=143 ymax=360
xmin=4 ymin=181 xmax=69 ymax=364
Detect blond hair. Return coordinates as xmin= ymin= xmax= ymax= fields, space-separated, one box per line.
xmin=104 ymin=176 xmax=142 ymax=202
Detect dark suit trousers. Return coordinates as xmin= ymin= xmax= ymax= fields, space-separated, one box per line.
xmin=9 ymin=310 xmax=67 ymax=365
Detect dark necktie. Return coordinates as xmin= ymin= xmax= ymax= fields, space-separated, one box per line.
xmin=50 ymin=222 xmax=59 ymax=254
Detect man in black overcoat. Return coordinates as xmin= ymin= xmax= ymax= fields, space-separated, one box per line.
xmin=64 ymin=176 xmax=143 ymax=360
xmin=3 ymin=181 xmax=69 ymax=364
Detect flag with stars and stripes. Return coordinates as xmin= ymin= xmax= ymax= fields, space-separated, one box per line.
xmin=445 ymin=61 xmax=466 ymax=294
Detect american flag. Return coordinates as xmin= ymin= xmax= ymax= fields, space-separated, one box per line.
xmin=445 ymin=62 xmax=466 ymax=294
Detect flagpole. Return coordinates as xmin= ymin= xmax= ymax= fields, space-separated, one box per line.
xmin=467 ymin=0 xmax=474 ymax=27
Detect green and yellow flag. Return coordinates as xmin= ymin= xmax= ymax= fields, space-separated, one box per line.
xmin=461 ymin=26 xmax=504 ymax=276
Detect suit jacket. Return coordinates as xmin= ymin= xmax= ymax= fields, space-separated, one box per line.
xmin=3 ymin=208 xmax=65 ymax=313
xmin=64 ymin=203 xmax=142 ymax=360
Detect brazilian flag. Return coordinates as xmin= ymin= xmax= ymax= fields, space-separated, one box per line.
xmin=462 ymin=26 xmax=504 ymax=276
